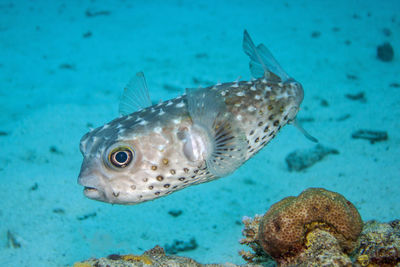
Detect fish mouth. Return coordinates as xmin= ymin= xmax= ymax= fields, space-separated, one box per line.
xmin=83 ymin=186 xmax=106 ymax=200
xmin=78 ymin=174 xmax=106 ymax=201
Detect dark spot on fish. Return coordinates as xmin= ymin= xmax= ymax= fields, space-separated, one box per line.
xmin=172 ymin=185 xmax=178 ymax=189
xmin=162 ymin=158 xmax=169 ymax=165
xmin=155 ymin=192 xmax=160 ymax=195
xmin=151 ymin=165 xmax=157 ymax=171
xmin=194 ymin=169 xmax=199 ymax=174
xmin=112 ymin=192 xmax=120 ymax=197
xmin=143 ymin=178 xmax=149 ymax=182
xmin=268 ymin=105 xmax=273 ymax=110
xmin=183 ymin=168 xmax=189 ymax=173
xmin=148 ymin=186 xmax=154 ymax=190
xmin=261 ymin=141 xmax=267 ymax=146
xmin=258 ymin=121 xmax=263 ymax=127
xmin=170 ymin=169 xmax=176 ymax=175
xmin=255 ymin=137 xmax=259 ymax=143
xmin=190 ymin=175 xmax=196 ymax=179
xmin=249 ymin=148 xmax=255 ymax=153
xmin=273 ymin=120 xmax=279 ymax=127
xmin=264 ymin=125 xmax=269 ymax=132
xmin=178 ymin=177 xmax=185 ymax=181
xmin=164 ymin=184 xmax=170 ymax=188
xmin=284 ymin=115 xmax=288 ymax=120
xmin=268 ymin=114 xmax=274 ymax=120
xmin=249 ymin=130 xmax=254 ymax=135
xmin=156 ymin=175 xmax=164 ymax=181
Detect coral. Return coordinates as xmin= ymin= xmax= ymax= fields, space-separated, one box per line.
xmin=354 ymin=220 xmax=400 ymax=266
xmin=239 ymin=215 xmax=275 ymax=264
xmin=242 ymin=188 xmax=362 ymax=265
xmin=74 ymin=245 xmax=264 ymax=267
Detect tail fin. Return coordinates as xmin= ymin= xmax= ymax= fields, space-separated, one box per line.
xmin=242 ymin=30 xmax=291 ymax=82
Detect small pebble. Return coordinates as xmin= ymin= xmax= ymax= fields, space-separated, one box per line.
xmin=53 ymin=208 xmax=65 ymax=214
xmin=382 ymin=28 xmax=392 ymax=37
xmin=29 ymin=183 xmax=38 ymax=191
xmin=389 ymin=82 xmax=400 ymax=88
xmin=346 ymin=74 xmax=358 ymax=80
xmin=345 ymin=92 xmax=366 ymax=103
xmin=168 ymin=210 xmax=183 ymax=217
xmin=377 ymin=42 xmax=394 ymax=62
xmin=351 ymin=129 xmax=388 ymax=144
xmin=77 ymin=212 xmax=97 ymax=220
xmin=285 ymin=144 xmax=339 ymax=172
xmin=311 ymin=31 xmax=321 ymax=38
xmin=83 ymin=31 xmax=92 ymax=38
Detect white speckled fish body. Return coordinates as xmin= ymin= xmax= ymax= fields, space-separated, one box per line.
xmin=78 ymin=31 xmax=306 ymax=204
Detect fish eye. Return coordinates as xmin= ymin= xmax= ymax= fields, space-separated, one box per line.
xmin=108 ymin=146 xmax=134 ymax=168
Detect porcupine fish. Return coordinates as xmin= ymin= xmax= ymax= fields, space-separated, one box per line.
xmin=78 ymin=30 xmax=316 ymax=204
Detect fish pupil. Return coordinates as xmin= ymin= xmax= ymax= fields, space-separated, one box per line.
xmin=115 ymin=151 xmax=128 ymax=163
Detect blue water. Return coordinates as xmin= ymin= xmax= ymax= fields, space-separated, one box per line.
xmin=0 ymin=0 xmax=399 ymax=266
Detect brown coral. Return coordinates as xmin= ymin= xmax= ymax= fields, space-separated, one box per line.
xmin=257 ymin=188 xmax=362 ymax=264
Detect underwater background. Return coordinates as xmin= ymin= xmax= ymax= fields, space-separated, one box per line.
xmin=0 ymin=0 xmax=399 ymax=266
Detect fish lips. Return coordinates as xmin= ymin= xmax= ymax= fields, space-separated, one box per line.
xmin=78 ymin=175 xmax=107 ymax=202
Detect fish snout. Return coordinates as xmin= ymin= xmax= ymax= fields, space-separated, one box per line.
xmin=78 ymin=171 xmax=107 ymax=202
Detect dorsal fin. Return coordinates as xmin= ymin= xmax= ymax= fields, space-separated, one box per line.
xmin=186 ymin=87 xmax=247 ymax=177
xmin=242 ymin=30 xmax=291 ymax=82
xmin=119 ymin=72 xmax=152 ymax=116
